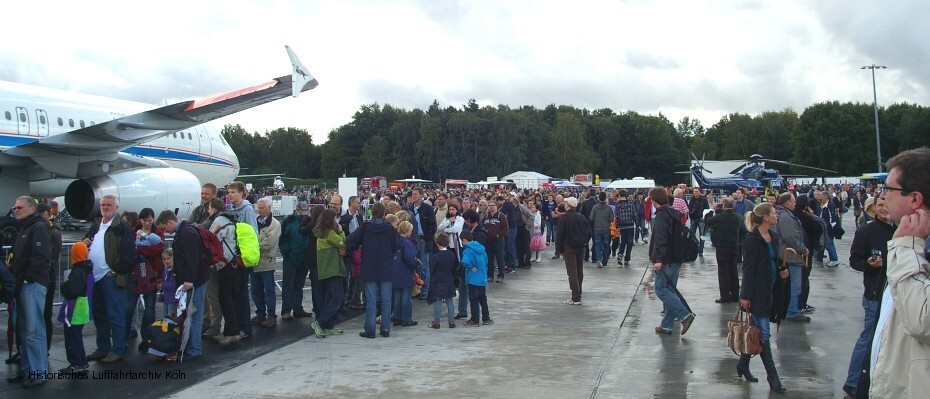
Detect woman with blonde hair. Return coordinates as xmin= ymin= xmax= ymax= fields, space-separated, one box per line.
xmin=391 ymin=221 xmax=419 ymax=327
xmin=737 ymin=203 xmax=788 ymax=393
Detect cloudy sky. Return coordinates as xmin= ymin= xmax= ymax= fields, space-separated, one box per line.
xmin=1 ymin=0 xmax=926 ymax=144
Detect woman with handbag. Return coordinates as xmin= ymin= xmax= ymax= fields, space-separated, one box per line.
xmin=738 ymin=203 xmax=789 ymax=393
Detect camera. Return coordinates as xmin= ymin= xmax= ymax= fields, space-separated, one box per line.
xmin=871 ymin=249 xmax=881 ymax=260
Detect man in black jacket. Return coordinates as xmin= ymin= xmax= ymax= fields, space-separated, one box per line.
xmin=688 ymin=188 xmax=710 ymax=256
xmin=648 ymin=188 xmax=696 ymax=335
xmin=556 ymin=197 xmax=588 ymax=305
xmin=408 ymin=188 xmax=436 ymax=298
xmin=704 ymin=198 xmax=746 ymax=303
xmin=156 ymin=210 xmax=208 ymax=360
xmin=7 ymin=196 xmax=50 ymax=387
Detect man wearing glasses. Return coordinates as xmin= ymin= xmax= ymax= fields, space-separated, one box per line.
xmin=6 ymin=197 xmax=51 ymax=387
xmin=866 ymin=148 xmax=930 ymax=398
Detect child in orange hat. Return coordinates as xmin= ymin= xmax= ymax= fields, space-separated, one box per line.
xmin=58 ymin=242 xmax=94 ymax=375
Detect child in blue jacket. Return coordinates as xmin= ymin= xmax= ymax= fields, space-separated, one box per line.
xmin=460 ymin=230 xmax=493 ymax=326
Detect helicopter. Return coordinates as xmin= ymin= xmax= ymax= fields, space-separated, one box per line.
xmin=681 ymin=153 xmax=837 ymax=193
xmin=237 ymin=174 xmax=299 ymax=190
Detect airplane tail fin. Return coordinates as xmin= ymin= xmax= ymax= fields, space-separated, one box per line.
xmin=285 ymin=45 xmax=316 ymax=98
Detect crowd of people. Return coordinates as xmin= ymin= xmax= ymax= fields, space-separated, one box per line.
xmin=2 ymin=148 xmax=930 ymax=398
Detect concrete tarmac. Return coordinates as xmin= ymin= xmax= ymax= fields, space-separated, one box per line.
xmin=3 ymin=213 xmax=869 ymax=398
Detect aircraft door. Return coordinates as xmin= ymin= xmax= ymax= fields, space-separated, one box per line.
xmin=197 ymin=126 xmax=212 ymax=162
xmin=35 ymin=109 xmax=49 ymax=136
xmin=15 ymin=107 xmax=29 ymax=135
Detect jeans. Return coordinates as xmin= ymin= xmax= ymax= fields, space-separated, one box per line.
xmin=563 ymin=247 xmax=584 ymax=302
xmin=468 ymin=285 xmax=490 ymax=322
xmin=237 ymin=267 xmax=252 ymax=335
xmin=64 ymin=324 xmax=87 ymax=367
xmin=845 ymin=297 xmax=879 ymax=388
xmin=546 ymin=219 xmax=556 ymax=243
xmin=618 ymin=227 xmax=635 ymax=262
xmin=486 ymin=240 xmax=506 ymax=279
xmin=125 ymin=291 xmax=155 ymax=342
xmin=92 ymin=274 xmax=127 ymax=356
xmin=506 ymin=227 xmax=518 ymax=267
xmin=250 ymin=270 xmax=277 ymax=319
xmin=416 ymin=238 xmax=432 ymax=297
xmin=655 ymin=263 xmax=689 ymax=330
xmin=593 ymin=230 xmax=611 ymax=266
xmin=217 ymin=265 xmax=240 ymax=336
xmin=281 ymin=258 xmax=310 ymax=313
xmin=363 ymin=280 xmax=392 ymax=335
xmin=689 ymin=219 xmax=705 ymax=254
xmin=392 ymin=287 xmax=413 ymax=323
xmin=433 ymin=298 xmax=455 ymax=323
xmin=787 ymin=263 xmax=804 ymax=317
xmin=825 ymin=238 xmax=839 ymax=262
xmin=184 ymin=283 xmax=207 ymax=357
xmin=754 ymin=314 xmax=771 ymax=341
xmin=308 ymin=267 xmax=324 ymax=316
xmin=319 ymin=277 xmax=345 ymax=330
xmin=17 ymin=282 xmax=48 ymax=376
xmin=456 ymin=273 xmax=469 ymax=316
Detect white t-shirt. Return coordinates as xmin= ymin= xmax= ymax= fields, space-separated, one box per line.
xmin=871 ymin=285 xmax=894 ymax=374
xmin=89 ymin=218 xmax=113 ymax=282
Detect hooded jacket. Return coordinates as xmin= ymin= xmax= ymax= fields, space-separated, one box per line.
xmin=171 ymin=221 xmax=209 ymax=287
xmin=279 ymin=212 xmax=307 ymax=266
xmin=391 ymin=236 xmax=418 ymax=289
xmin=255 ymin=215 xmax=281 ymax=273
xmin=462 ymin=241 xmax=488 ymax=287
xmin=58 ymin=259 xmax=94 ymax=326
xmin=588 ymin=202 xmax=615 ymax=231
xmin=10 ymin=212 xmax=51 ymax=286
xmin=774 ymin=205 xmax=808 ymax=258
xmin=346 ymin=218 xmax=398 ymax=282
xmin=313 ymin=227 xmax=346 ymax=280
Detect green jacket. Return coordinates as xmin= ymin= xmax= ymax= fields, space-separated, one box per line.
xmin=703 ymin=209 xmax=747 ymax=249
xmin=313 ymin=228 xmax=346 ymax=280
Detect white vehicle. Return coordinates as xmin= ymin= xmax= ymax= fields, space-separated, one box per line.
xmin=0 ymin=46 xmax=317 ymax=243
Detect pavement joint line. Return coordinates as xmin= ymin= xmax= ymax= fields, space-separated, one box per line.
xmin=590 ymin=262 xmax=649 ymax=399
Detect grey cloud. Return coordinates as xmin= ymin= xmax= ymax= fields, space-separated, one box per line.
xmin=625 ymin=49 xmax=681 ymax=70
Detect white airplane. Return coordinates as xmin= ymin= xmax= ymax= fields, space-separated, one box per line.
xmin=0 ymin=46 xmax=317 ymax=241
xmin=237 ymin=174 xmax=299 ymax=190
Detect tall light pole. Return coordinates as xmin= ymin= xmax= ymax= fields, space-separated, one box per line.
xmin=861 ymin=64 xmax=887 ymax=172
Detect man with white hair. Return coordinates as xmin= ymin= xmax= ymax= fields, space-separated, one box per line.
xmin=250 ymin=197 xmax=281 ymax=327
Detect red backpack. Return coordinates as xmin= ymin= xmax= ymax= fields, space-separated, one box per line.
xmin=194 ymin=226 xmax=227 ymax=267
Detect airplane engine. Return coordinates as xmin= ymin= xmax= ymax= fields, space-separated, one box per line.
xmin=65 ymin=168 xmax=201 ymax=221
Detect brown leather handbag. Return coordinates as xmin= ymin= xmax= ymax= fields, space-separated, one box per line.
xmin=727 ymin=308 xmax=763 ymax=356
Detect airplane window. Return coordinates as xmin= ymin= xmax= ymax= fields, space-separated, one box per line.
xmin=39 ymin=115 xmax=46 ymax=124
xmin=69 ymin=119 xmax=74 ymax=128
xmin=4 ymin=111 xmax=10 ymax=121
xmin=57 ymin=117 xmax=64 ymax=126
xmin=19 ymin=112 xmax=26 ymax=123
xmin=188 ymin=132 xmax=192 ymax=140
xmin=90 ymin=121 xmax=95 ymax=126
xmin=173 ymin=132 xmax=177 ymax=138
xmin=80 ymin=120 xmax=85 ymax=128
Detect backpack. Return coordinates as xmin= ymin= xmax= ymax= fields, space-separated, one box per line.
xmin=194 ymin=226 xmax=226 ymax=267
xmin=664 ymin=208 xmax=699 ymax=263
xmin=218 ymin=213 xmax=260 ymax=268
xmin=130 ymin=255 xmax=158 ymax=294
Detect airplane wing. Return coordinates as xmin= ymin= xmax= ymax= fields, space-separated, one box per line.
xmin=4 ymin=46 xmax=317 ymax=158
xmin=237 ymin=173 xmax=285 ymax=178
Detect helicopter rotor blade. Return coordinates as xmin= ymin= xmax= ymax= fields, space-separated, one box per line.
xmin=759 ymin=158 xmax=837 ymax=174
xmin=729 ymin=163 xmax=749 ymax=175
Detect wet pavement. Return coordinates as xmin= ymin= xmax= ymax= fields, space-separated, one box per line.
xmin=3 ymin=213 xmax=867 ymax=398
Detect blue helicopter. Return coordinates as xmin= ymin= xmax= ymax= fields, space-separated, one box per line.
xmin=683 ymin=153 xmax=837 ymax=193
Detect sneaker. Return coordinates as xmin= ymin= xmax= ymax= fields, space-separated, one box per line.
xmin=827 ymin=260 xmax=840 ymax=267
xmin=449 ymin=321 xmax=456 ymax=328
xmin=464 ymin=320 xmax=480 ymax=327
xmin=238 ymin=330 xmax=251 ymax=339
xmin=787 ymin=315 xmax=812 ymax=323
xmin=311 ymin=321 xmax=326 ymax=338
xmin=804 ymin=305 xmax=817 ymax=314
xmin=482 ymin=319 xmax=495 ymax=325
xmin=281 ymin=311 xmax=293 ymax=321
xmin=217 ymin=334 xmax=241 ymax=346
xmin=324 ymin=328 xmax=343 ymax=336
xmin=680 ymin=314 xmax=696 ymax=335
xmin=100 ymin=353 xmax=122 ymax=363
xmin=429 ymin=321 xmax=441 ymax=329
xmin=597 ymin=264 xmax=604 ymax=269
xmin=380 ymin=330 xmax=390 ymax=338
xmin=624 ymin=261 xmax=630 ymax=266
xmin=551 ymin=255 xmax=560 ymax=260
xmin=842 ymin=384 xmax=856 ymax=397
xmin=564 ymin=299 xmax=581 ymax=305
xmin=454 ymin=314 xmax=468 ymax=320
xmin=505 ymin=268 xmax=515 ymax=274
xmin=358 ymin=331 xmax=376 ymax=339
xmin=655 ymin=326 xmax=672 ymax=335
xmin=250 ymin=316 xmax=266 ymax=325
xmin=495 ymin=278 xmax=504 ymax=283
xmin=261 ymin=317 xmax=278 ymax=327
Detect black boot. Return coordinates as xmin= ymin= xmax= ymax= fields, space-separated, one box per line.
xmin=760 ymin=340 xmax=786 ymax=393
xmin=736 ymin=354 xmax=758 ymax=382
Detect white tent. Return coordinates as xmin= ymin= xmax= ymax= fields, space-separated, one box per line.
xmin=502 ymin=171 xmax=552 ymax=189
xmin=606 ymin=177 xmax=656 ymax=191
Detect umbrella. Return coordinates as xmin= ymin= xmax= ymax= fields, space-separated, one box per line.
xmin=771 ymin=248 xmax=798 ymax=330
xmin=6 ymin=300 xmax=13 ymax=360
xmin=657 ymin=267 xmax=692 ymax=314
xmin=178 ymin=286 xmax=197 ymax=362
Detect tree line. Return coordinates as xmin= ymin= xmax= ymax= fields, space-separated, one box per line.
xmin=222 ymin=100 xmax=930 ymax=186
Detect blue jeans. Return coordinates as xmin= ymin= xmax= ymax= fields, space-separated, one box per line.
xmin=689 ymin=219 xmax=705 ymax=254
xmin=363 ymin=280 xmax=392 ymax=335
xmin=845 ymin=297 xmax=879 ymax=388
xmin=506 ymin=227 xmax=518 ymax=267
xmin=618 ymin=227 xmax=635 ymax=261
xmin=825 ymin=238 xmax=839 ymax=262
xmin=593 ymin=230 xmax=610 ymax=266
xmin=250 ymin=270 xmax=277 ymax=319
xmin=17 ymin=282 xmax=48 ymax=376
xmin=787 ymin=263 xmax=804 ymax=317
xmin=655 ymin=264 xmax=689 ymax=330
xmin=392 ymin=287 xmax=413 ymax=323
xmin=546 ymin=219 xmax=556 ymax=243
xmin=318 ymin=277 xmax=344 ymax=330
xmin=456 ymin=273 xmax=469 ymax=316
xmin=754 ymin=314 xmax=771 ymax=341
xmin=281 ymin=258 xmax=310 ymax=313
xmin=185 ymin=283 xmax=207 ymax=357
xmin=92 ymin=274 xmax=127 ymax=356
xmin=486 ymin=240 xmax=506 ymax=279
xmin=433 ymin=298 xmax=455 ymax=323
xmin=416 ymin=238 xmax=431 ymax=297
